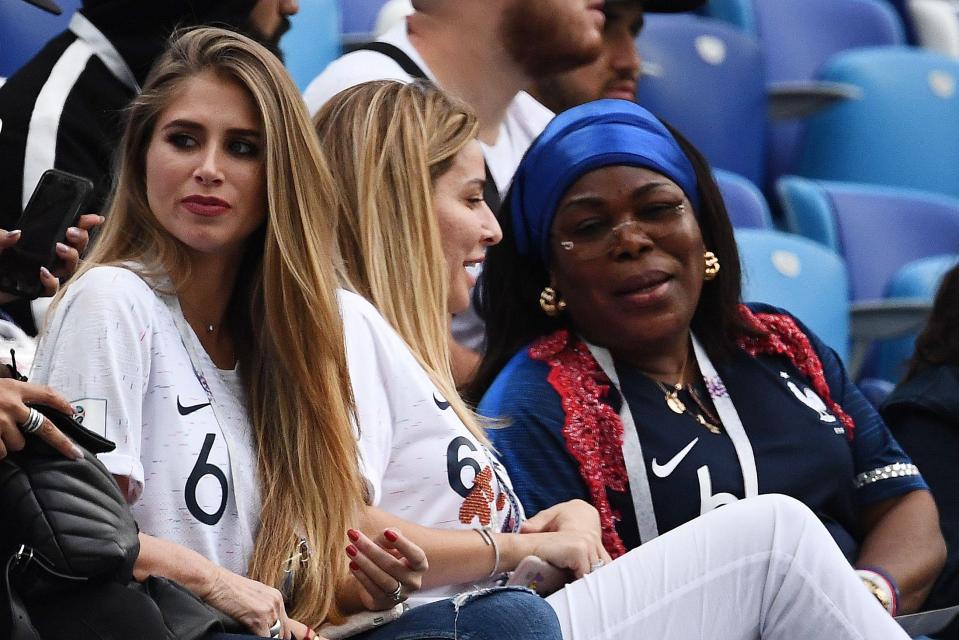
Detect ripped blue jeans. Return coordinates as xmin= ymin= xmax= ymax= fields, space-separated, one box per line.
xmin=353 ymin=587 xmax=562 ymax=640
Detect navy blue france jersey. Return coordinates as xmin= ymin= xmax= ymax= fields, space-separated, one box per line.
xmin=480 ymin=305 xmax=927 ymax=560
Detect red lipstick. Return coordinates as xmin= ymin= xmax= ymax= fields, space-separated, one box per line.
xmin=181 ymin=195 xmax=231 ymax=217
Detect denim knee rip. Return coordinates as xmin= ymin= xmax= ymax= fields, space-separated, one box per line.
xmin=451 ymin=585 xmax=538 ymax=640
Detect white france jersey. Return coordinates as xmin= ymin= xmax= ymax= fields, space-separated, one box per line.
xmin=30 ymin=266 xmax=260 ymax=576
xmin=339 ymin=290 xmax=520 ymax=607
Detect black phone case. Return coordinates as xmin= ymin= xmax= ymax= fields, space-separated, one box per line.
xmin=0 ymin=169 xmax=93 ymax=299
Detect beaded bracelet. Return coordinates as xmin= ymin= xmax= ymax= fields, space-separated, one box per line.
xmin=474 ymin=526 xmax=501 ymax=577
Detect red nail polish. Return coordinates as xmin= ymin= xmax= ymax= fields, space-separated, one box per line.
xmin=349 ymin=561 xmax=359 ymax=571
xmin=347 ymin=528 xmax=360 ymax=542
xmin=384 ymin=529 xmax=398 ymax=543
xmin=346 ymin=544 xmax=358 ymax=557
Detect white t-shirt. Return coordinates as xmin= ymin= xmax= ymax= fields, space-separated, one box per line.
xmin=339 ymin=289 xmax=521 ymax=607
xmin=304 ymin=22 xmax=553 ymax=200
xmin=305 ymin=22 xmax=554 ymax=351
xmin=30 ymin=266 xmax=260 ymax=577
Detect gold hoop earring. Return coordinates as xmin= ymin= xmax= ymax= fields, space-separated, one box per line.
xmin=539 ymin=286 xmax=567 ymax=317
xmin=703 ymin=251 xmax=721 ymax=281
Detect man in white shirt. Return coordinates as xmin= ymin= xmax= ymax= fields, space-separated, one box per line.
xmin=305 ymin=0 xmax=604 ymax=192
xmin=304 ymin=0 xmax=606 ymax=379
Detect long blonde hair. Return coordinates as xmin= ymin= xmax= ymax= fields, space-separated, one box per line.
xmin=66 ymin=27 xmax=361 ymax=625
xmin=313 ymin=80 xmax=488 ymax=445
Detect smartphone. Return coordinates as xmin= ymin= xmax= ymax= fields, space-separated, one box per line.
xmin=318 ymin=603 xmax=407 ymax=639
xmin=505 ymin=555 xmax=570 ymax=596
xmin=0 ymin=169 xmax=93 ymax=299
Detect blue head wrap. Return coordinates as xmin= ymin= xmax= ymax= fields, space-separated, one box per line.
xmin=510 ymin=99 xmax=700 ymax=266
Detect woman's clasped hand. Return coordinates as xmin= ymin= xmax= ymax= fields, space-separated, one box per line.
xmin=345 ymin=528 xmax=428 ymax=611
xmin=515 ymin=500 xmax=612 ymax=580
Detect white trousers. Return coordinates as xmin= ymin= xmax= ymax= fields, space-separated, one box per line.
xmin=545 ymin=494 xmax=908 ymax=640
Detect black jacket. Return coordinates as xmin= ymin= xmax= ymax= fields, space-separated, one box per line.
xmin=883 ymin=365 xmax=959 ymax=637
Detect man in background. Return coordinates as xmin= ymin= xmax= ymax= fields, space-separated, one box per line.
xmin=306 ymin=0 xmax=605 ymax=201
xmin=531 ymin=0 xmax=705 ymax=113
xmin=304 ymin=0 xmax=607 ymax=382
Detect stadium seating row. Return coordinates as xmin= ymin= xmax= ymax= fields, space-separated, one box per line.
xmin=633 ymin=1 xmax=959 ymax=393
xmin=720 ymin=170 xmax=958 ymax=388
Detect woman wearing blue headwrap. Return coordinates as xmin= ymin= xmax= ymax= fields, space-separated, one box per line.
xmin=472 ymin=99 xmax=944 ymax=619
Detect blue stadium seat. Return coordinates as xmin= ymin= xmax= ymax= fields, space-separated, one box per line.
xmin=279 ymin=0 xmax=340 ymax=91
xmin=703 ymin=0 xmax=906 ymax=186
xmin=736 ymin=228 xmax=850 ymax=361
xmin=337 ymin=0 xmax=389 ymax=41
xmin=778 ymin=176 xmax=959 ymax=380
xmin=778 ymin=176 xmax=959 ymax=301
xmin=701 ymin=0 xmax=758 ymax=34
xmin=793 ymin=47 xmax=959 ymax=200
xmin=706 ymin=0 xmax=914 ymax=42
xmin=636 ymin=14 xmax=766 ymax=185
xmin=876 ymin=254 xmax=959 ymax=382
xmin=887 ymin=254 xmax=959 ymax=302
xmin=0 ymin=0 xmax=80 ymax=81
xmin=713 ymin=169 xmax=773 ymax=229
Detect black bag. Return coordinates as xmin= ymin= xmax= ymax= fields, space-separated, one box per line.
xmin=0 ymin=405 xmax=140 ymax=596
xmin=1 ymin=404 xmax=140 ymax=639
xmin=0 ymin=405 xmax=245 ymax=640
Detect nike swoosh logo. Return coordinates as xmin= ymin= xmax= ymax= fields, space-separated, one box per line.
xmin=177 ymin=397 xmax=211 ymax=416
xmin=651 ymin=437 xmax=699 ymax=479
xmin=433 ymin=393 xmax=451 ymax=411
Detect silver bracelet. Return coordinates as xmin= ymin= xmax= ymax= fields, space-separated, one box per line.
xmin=853 ymin=463 xmax=920 ymax=489
xmin=474 ymin=526 xmax=501 ymax=577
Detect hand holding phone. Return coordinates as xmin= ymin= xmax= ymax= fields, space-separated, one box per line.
xmin=0 ymin=230 xmax=60 ymax=304
xmin=0 ymin=169 xmax=93 ymax=300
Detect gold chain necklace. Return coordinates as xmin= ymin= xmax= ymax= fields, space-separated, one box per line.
xmin=652 ymin=355 xmax=722 ymax=434
xmin=659 ymin=354 xmax=688 ymax=414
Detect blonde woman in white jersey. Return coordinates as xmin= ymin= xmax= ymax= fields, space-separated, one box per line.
xmin=313 ymin=79 xmax=913 ymax=639
xmin=30 ymin=28 xmax=433 ymax=639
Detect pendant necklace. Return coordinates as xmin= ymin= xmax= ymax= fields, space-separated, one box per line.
xmin=685 ymin=384 xmax=723 ymax=434
xmin=661 ymin=354 xmax=688 ymax=414
xmin=653 ymin=354 xmax=723 ymax=434
xmin=182 ymin=307 xmax=216 ymax=335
